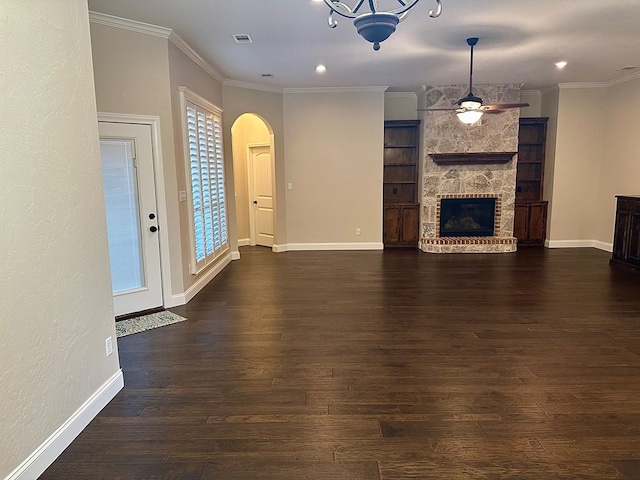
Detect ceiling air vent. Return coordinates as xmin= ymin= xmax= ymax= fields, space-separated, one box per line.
xmin=232 ymin=34 xmax=253 ymax=44
xmin=260 ymin=73 xmax=273 ymax=78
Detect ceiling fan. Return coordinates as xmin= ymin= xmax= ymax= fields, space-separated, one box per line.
xmin=418 ymin=37 xmax=529 ymax=125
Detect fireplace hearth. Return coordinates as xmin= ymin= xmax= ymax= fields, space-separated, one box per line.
xmin=439 ymin=197 xmax=496 ymax=237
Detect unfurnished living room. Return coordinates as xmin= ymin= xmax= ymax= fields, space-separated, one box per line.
xmin=3 ymin=1 xmax=640 ymax=479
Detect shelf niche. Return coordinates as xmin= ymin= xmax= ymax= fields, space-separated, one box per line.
xmin=430 ymin=152 xmax=516 ymax=166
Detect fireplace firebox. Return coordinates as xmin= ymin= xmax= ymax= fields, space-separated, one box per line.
xmin=439 ymin=197 xmax=496 ymax=237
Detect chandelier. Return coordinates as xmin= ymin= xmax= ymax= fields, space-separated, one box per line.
xmin=321 ymin=0 xmax=443 ymax=50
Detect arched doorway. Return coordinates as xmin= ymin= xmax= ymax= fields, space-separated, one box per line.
xmin=231 ymin=113 xmax=276 ymax=248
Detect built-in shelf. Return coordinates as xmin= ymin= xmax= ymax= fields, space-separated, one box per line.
xmin=429 ymin=152 xmax=517 ymax=166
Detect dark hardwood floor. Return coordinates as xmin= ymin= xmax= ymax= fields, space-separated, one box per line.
xmin=42 ymin=247 xmax=640 ymax=479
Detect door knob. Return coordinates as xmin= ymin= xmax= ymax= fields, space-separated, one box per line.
xmin=253 ymin=200 xmax=258 ymax=205
xmin=149 ymin=213 xmax=156 ymax=219
xmin=149 ymin=226 xmax=158 ymax=233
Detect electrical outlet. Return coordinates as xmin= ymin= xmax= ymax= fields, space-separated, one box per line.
xmin=105 ymin=336 xmax=113 ymax=357
xmin=355 ymin=228 xmax=361 ymax=236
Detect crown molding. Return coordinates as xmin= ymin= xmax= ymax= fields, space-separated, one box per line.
xmin=89 ymin=11 xmax=171 ymax=38
xmin=282 ymin=86 xmax=388 ymax=94
xmin=557 ymin=70 xmax=640 ymax=90
xmin=558 ymin=82 xmax=608 ymax=90
xmin=384 ymin=91 xmax=417 ymax=98
xmin=222 ymin=79 xmax=283 ymax=94
xmin=606 ymin=69 xmax=640 ymax=87
xmin=168 ymin=32 xmax=224 ymax=84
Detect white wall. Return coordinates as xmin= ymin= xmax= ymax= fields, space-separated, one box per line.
xmin=547 ymin=87 xmax=606 ymax=243
xmin=90 ymin=22 xmax=185 ymax=294
xmin=597 ymin=76 xmax=640 ymax=244
xmin=520 ymin=90 xmax=543 ymax=117
xmin=541 ymin=88 xmax=560 ymax=238
xmin=542 ymin=80 xmax=640 ymax=249
xmin=0 ymin=1 xmax=121 ymax=477
xmin=283 ymin=89 xmax=385 ymax=247
xmin=231 ymin=114 xmax=271 ymax=243
xmin=167 ymin=41 xmax=225 ymax=289
xmin=384 ymin=92 xmax=418 ymax=120
xmin=222 ymin=85 xmax=287 ymax=247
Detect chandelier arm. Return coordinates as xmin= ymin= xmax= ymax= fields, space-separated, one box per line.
xmin=429 ymin=0 xmax=442 ymax=18
xmin=323 ymin=0 xmax=441 ymax=18
xmin=323 ymin=0 xmax=357 ymax=19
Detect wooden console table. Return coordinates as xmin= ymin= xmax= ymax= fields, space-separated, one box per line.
xmin=611 ymin=195 xmax=640 ymax=270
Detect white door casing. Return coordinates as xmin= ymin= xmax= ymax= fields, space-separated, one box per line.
xmin=248 ymin=144 xmax=274 ymax=247
xmin=99 ymin=121 xmax=163 ymax=316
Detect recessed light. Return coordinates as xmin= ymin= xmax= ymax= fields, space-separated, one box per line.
xmin=555 ymin=61 xmax=568 ymax=69
xmin=315 ymin=64 xmax=327 ymax=73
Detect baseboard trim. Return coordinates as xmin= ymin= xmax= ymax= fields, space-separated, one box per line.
xmin=545 ymin=239 xmax=613 ymax=252
xmin=237 ymin=238 xmax=250 ymax=247
xmin=168 ymin=251 xmax=233 ymax=306
xmin=231 ymin=250 xmax=241 ymax=260
xmin=277 ymin=242 xmax=384 ymax=252
xmin=7 ymin=370 xmax=124 ymax=480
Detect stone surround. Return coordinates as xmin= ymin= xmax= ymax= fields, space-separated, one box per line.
xmin=418 ymin=84 xmax=521 ymax=253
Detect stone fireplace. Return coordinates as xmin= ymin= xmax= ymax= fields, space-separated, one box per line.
xmin=418 ymin=84 xmax=521 ymax=253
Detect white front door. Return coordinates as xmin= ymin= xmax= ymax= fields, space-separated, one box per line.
xmin=99 ymin=122 xmax=163 ymax=316
xmin=249 ymin=145 xmax=274 ymax=247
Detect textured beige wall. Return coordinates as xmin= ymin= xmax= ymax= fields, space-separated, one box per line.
xmin=222 ymin=85 xmax=287 ymax=246
xmin=596 ymin=77 xmax=640 ymax=244
xmin=384 ymin=92 xmax=418 ymax=120
xmin=89 ymin=23 xmax=185 ymax=294
xmin=167 ymin=42 xmax=224 ymax=290
xmin=520 ymin=91 xmax=543 ymax=117
xmin=541 ymin=88 xmax=560 ymax=238
xmin=231 ymin=114 xmax=271 ymax=242
xmin=547 ymin=87 xmax=605 ymax=242
xmin=0 ymin=0 xmax=120 ymax=476
xmin=283 ymin=90 xmax=385 ymax=244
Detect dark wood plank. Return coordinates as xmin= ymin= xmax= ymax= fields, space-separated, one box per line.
xmin=41 ymin=247 xmax=640 ymax=479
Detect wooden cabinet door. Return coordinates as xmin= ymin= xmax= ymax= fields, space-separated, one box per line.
xmin=628 ymin=214 xmax=640 ymax=265
xmin=528 ymin=203 xmax=547 ymax=243
xmin=401 ymin=205 xmax=419 ymax=245
xmin=612 ymin=212 xmax=630 ymax=261
xmin=383 ymin=206 xmax=401 ymax=244
xmin=513 ymin=204 xmax=529 ymax=241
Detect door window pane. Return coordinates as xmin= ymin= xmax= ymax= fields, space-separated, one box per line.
xmin=100 ymin=139 xmax=145 ymax=293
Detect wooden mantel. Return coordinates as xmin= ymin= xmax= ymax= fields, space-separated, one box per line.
xmin=430 ymin=152 xmax=517 ymax=166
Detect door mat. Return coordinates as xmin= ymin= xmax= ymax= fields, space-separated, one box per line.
xmin=115 ymin=311 xmax=187 ymax=338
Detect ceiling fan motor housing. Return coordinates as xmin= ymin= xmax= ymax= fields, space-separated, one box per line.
xmin=457 ymin=92 xmax=483 ymax=109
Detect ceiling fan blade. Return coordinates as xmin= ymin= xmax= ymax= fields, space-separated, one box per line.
xmin=417 ymin=107 xmax=459 ymax=112
xmin=482 ymin=103 xmax=530 ymax=111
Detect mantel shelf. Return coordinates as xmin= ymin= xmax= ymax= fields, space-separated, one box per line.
xmin=430 ymin=152 xmax=517 ymax=166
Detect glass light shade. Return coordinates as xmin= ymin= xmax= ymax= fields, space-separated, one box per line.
xmin=457 ymin=110 xmax=484 ymax=125
xmin=459 ymin=100 xmax=482 ymax=110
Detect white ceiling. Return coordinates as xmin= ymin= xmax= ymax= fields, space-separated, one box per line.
xmin=87 ymin=0 xmax=640 ymax=92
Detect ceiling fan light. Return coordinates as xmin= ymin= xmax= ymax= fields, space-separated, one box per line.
xmin=457 ymin=110 xmax=484 ymax=125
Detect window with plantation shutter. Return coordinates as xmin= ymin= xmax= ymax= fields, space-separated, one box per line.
xmin=180 ymin=87 xmax=228 ymax=274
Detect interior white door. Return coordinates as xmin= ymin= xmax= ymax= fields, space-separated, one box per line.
xmin=249 ymin=145 xmax=274 ymax=247
xmin=99 ymin=122 xmax=163 ymax=316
